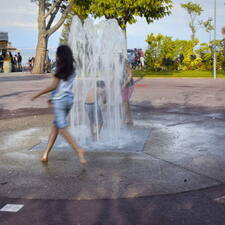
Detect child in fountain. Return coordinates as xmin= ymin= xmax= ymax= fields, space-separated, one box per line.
xmin=85 ymin=80 xmax=107 ymax=140
xmin=122 ymin=60 xmax=134 ymax=125
xmin=31 ymin=45 xmax=86 ymax=164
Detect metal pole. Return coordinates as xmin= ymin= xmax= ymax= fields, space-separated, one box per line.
xmin=213 ymin=0 xmax=217 ymax=80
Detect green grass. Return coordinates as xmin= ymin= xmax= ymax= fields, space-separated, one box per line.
xmin=132 ymin=69 xmax=225 ymax=78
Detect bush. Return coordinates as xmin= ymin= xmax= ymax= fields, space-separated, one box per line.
xmin=145 ymin=33 xmax=224 ymax=71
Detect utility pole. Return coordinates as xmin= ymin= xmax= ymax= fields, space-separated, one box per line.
xmin=213 ymin=0 xmax=217 ymax=80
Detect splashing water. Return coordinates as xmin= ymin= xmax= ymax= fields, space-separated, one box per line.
xmin=68 ymin=16 xmax=130 ymax=150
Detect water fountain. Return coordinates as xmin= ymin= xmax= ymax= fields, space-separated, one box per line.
xmin=33 ymin=16 xmax=150 ymax=153
xmin=68 ymin=16 xmax=128 ymax=150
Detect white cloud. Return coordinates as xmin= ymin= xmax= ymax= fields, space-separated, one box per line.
xmin=0 ymin=0 xmax=224 ymax=50
xmin=0 ymin=7 xmax=37 ymax=15
xmin=0 ymin=0 xmax=38 ymax=30
xmin=0 ymin=21 xmax=37 ymax=29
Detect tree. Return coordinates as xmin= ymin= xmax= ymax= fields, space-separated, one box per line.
xmin=31 ymin=0 xmax=71 ymax=74
xmin=59 ymin=14 xmax=73 ymax=44
xmin=199 ymin=17 xmax=214 ymax=42
xmin=33 ymin=0 xmax=172 ymax=73
xmin=222 ymin=27 xmax=225 ymax=35
xmin=181 ymin=2 xmax=203 ymax=41
xmin=145 ymin=33 xmax=225 ymax=71
xmin=31 ymin=0 xmax=90 ymax=74
xmin=89 ymin=0 xmax=172 ymax=31
xmin=145 ymin=33 xmax=199 ymax=71
xmin=60 ymin=0 xmax=172 ymax=47
xmin=221 ymin=27 xmax=225 ymax=61
xmin=60 ymin=0 xmax=91 ymax=44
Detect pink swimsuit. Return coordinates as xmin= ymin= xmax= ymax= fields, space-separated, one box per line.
xmin=122 ymin=85 xmax=134 ymax=102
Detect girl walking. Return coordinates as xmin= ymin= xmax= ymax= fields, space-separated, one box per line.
xmin=31 ymin=45 xmax=86 ymax=164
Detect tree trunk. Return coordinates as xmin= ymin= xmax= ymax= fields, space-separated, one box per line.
xmin=123 ymin=27 xmax=127 ymax=50
xmin=32 ymin=0 xmax=47 ymax=74
xmin=32 ymin=35 xmax=48 ymax=74
xmin=32 ymin=0 xmax=71 ymax=74
xmin=121 ymin=25 xmax=128 ymax=60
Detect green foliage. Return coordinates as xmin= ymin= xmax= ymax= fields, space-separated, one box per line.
xmin=89 ymin=0 xmax=173 ymax=29
xmin=70 ymin=0 xmax=91 ymax=21
xmin=199 ymin=18 xmax=214 ymax=33
xmin=132 ymin=69 xmax=225 ymax=78
xmin=60 ymin=0 xmax=173 ymax=44
xmin=199 ymin=18 xmax=214 ymax=42
xmin=195 ymin=42 xmax=213 ymax=70
xmin=59 ymin=14 xmax=73 ymax=44
xmin=181 ymin=2 xmax=203 ymax=15
xmin=145 ymin=33 xmax=225 ymax=72
xmin=181 ymin=1 xmax=203 ymax=40
xmin=196 ymin=41 xmax=225 ymax=71
xmin=145 ymin=33 xmax=198 ymax=71
xmin=59 ymin=0 xmax=91 ymax=44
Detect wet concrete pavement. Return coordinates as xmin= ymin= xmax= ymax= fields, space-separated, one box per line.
xmin=1 ymin=72 xmax=225 ymax=224
xmin=1 ymin=184 xmax=225 ymax=225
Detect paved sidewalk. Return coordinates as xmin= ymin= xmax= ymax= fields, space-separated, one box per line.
xmin=1 ymin=73 xmax=225 ymax=224
xmin=1 ymin=73 xmax=225 ymax=118
xmin=1 ymin=185 xmax=225 ymax=225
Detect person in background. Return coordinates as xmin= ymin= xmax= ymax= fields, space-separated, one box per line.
xmin=0 ymin=53 xmax=3 ymax=72
xmin=139 ymin=48 xmax=145 ymax=68
xmin=9 ymin=52 xmax=15 ymax=72
xmin=85 ymin=80 xmax=107 ymax=141
xmin=17 ymin=52 xmax=22 ymax=71
xmin=13 ymin=54 xmax=18 ymax=72
xmin=28 ymin=58 xmax=32 ymax=72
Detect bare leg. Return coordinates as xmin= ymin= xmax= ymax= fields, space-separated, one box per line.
xmin=98 ymin=123 xmax=103 ymax=136
xmin=126 ymin=102 xmax=133 ymax=125
xmin=123 ymin=102 xmax=129 ymax=123
xmin=90 ymin=123 xmax=96 ymax=141
xmin=41 ymin=124 xmax=58 ymax=162
xmin=59 ymin=128 xmax=87 ymax=164
xmin=123 ymin=102 xmax=133 ymax=125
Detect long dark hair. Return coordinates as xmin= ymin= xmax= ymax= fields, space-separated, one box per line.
xmin=55 ymin=45 xmax=75 ymax=81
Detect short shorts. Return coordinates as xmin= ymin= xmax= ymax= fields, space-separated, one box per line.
xmin=85 ymin=103 xmax=103 ymax=127
xmin=52 ymin=95 xmax=73 ymax=128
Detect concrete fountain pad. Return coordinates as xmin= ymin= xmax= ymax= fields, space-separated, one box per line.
xmin=0 ymin=148 xmax=219 ymax=200
xmin=0 ymin=110 xmax=224 ymax=200
xmin=2 ymin=76 xmax=225 ymax=203
xmin=31 ymin=126 xmax=151 ymax=153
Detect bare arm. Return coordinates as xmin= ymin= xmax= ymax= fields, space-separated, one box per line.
xmin=124 ymin=63 xmax=133 ymax=87
xmin=127 ymin=63 xmax=132 ymax=77
xmin=31 ymin=77 xmax=60 ymax=101
xmin=97 ymin=88 xmax=107 ymax=104
xmin=102 ymin=89 xmax=107 ymax=104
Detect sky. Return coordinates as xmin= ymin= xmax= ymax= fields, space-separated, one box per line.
xmin=0 ymin=0 xmax=224 ymax=64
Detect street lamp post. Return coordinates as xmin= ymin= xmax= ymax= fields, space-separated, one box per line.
xmin=213 ymin=0 xmax=217 ymax=80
